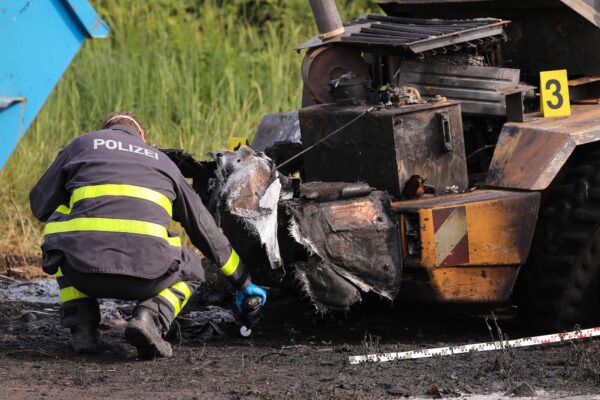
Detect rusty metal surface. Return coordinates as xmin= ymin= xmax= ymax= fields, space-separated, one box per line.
xmin=569 ymin=76 xmax=600 ymax=102
xmin=399 ymin=265 xmax=521 ymax=303
xmin=392 ymin=188 xmax=528 ymax=210
xmin=398 ymin=62 xmax=520 ymax=116
xmin=300 ymin=181 xmax=372 ymax=201
xmin=301 ymin=46 xmax=369 ymax=104
xmin=297 ymin=15 xmax=508 ymax=54
xmin=299 ymin=101 xmax=469 ymax=197
xmin=486 ymin=104 xmax=600 ymax=190
xmin=393 ymin=189 xmax=540 ymax=302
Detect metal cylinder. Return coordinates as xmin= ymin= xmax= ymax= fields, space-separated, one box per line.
xmin=309 ymin=0 xmax=345 ymax=40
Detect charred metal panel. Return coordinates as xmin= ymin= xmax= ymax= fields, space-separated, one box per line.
xmin=486 ymin=105 xmax=600 ymax=190
xmin=297 ymin=15 xmax=508 ymax=54
xmin=299 ymin=102 xmax=468 ymax=197
xmin=398 ymin=62 xmax=520 ymax=116
xmin=377 ymin=0 xmax=600 ymax=81
xmin=569 ymin=76 xmax=600 ymax=103
xmin=392 ymin=189 xmax=540 ymax=302
xmin=283 ymin=191 xmax=402 ymax=311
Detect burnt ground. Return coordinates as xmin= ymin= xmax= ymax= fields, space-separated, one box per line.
xmin=1 ymin=275 xmax=600 ymax=400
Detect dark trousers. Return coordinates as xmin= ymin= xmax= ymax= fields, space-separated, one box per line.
xmin=55 ymin=247 xmax=205 ymax=331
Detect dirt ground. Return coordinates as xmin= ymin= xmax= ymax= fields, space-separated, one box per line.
xmin=1 ymin=260 xmax=600 ymax=399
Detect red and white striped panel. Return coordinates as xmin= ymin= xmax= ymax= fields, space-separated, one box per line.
xmin=433 ymin=206 xmax=469 ymax=266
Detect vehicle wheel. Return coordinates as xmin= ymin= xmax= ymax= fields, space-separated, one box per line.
xmin=518 ymin=147 xmax=600 ymax=331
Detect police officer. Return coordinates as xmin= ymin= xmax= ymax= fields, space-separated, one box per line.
xmin=29 ymin=112 xmax=267 ymax=359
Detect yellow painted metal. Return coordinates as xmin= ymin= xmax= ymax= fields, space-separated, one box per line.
xmin=394 ymin=190 xmax=540 ymax=302
xmin=412 ymin=266 xmax=520 ymax=303
xmin=433 ymin=266 xmax=520 ymax=302
xmin=540 ymin=70 xmax=571 ymax=117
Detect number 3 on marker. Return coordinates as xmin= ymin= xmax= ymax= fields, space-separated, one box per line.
xmin=540 ymin=69 xmax=571 ymax=118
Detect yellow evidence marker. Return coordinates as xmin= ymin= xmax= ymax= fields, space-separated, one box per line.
xmin=540 ymin=69 xmax=571 ymax=118
xmin=228 ymin=137 xmax=249 ymax=151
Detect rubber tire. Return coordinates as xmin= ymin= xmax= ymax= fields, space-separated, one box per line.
xmin=518 ymin=147 xmax=600 ymax=331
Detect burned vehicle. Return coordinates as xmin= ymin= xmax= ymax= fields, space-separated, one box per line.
xmin=168 ymin=0 xmax=600 ymax=330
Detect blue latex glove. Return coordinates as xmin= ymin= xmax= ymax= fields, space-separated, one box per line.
xmin=235 ymin=283 xmax=267 ymax=313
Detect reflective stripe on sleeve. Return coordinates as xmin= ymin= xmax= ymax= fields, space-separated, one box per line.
xmin=220 ymin=250 xmax=240 ymax=277
xmin=159 ymin=288 xmax=181 ymax=316
xmin=54 ymin=184 xmax=172 ymax=216
xmin=55 ymin=267 xmax=64 ymax=278
xmin=60 ymin=286 xmax=89 ymax=303
xmin=44 ymin=218 xmax=181 ymax=247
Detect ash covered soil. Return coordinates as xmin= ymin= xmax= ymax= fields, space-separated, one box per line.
xmin=1 ymin=273 xmax=599 ymax=399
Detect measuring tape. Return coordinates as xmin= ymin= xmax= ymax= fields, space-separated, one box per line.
xmin=349 ymin=327 xmax=600 ymax=365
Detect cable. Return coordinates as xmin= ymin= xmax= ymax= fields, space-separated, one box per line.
xmin=276 ymin=106 xmax=374 ymax=170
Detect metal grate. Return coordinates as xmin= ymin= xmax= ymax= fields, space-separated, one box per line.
xmin=297 ymin=15 xmax=508 ymax=54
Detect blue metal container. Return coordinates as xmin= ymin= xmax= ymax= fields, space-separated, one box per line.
xmin=0 ymin=0 xmax=109 ymax=170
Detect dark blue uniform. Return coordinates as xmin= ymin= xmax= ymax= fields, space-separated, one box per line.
xmin=30 ymin=125 xmax=248 ymax=329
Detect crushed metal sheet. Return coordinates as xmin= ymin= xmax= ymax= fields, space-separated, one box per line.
xmin=283 ymin=190 xmax=403 ymax=311
xmin=210 ymin=146 xmax=283 ymax=269
xmin=203 ymin=146 xmax=403 ymax=313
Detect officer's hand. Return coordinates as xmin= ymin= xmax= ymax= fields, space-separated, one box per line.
xmin=235 ymin=283 xmax=267 ymax=313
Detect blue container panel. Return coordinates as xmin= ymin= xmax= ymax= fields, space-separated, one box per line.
xmin=0 ymin=0 xmax=108 ymax=170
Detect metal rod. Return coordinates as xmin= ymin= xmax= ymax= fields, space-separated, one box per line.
xmin=309 ymin=0 xmax=345 ymax=40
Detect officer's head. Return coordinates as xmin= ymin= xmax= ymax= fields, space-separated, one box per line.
xmin=102 ymin=112 xmax=147 ymax=142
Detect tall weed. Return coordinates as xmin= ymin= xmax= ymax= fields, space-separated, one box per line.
xmin=0 ymin=0 xmax=378 ymax=257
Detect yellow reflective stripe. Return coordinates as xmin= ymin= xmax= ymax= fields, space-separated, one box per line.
xmin=44 ymin=218 xmax=181 ymax=247
xmin=55 ymin=267 xmax=64 ymax=278
xmin=159 ymin=288 xmax=181 ymax=316
xmin=60 ymin=286 xmax=89 ymax=302
xmin=55 ymin=205 xmax=71 ymax=215
xmin=70 ymin=184 xmax=172 ymax=216
xmin=220 ymin=250 xmax=240 ymax=277
xmin=171 ymin=281 xmax=191 ymax=309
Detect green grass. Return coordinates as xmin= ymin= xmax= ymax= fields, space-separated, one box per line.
xmin=0 ymin=0 xmax=378 ymax=258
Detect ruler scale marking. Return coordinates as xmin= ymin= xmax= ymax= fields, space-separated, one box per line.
xmin=349 ymin=327 xmax=600 ymax=364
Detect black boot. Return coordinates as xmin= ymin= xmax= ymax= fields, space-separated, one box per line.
xmin=125 ymin=308 xmax=172 ymax=359
xmin=70 ymin=322 xmax=101 ymax=354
